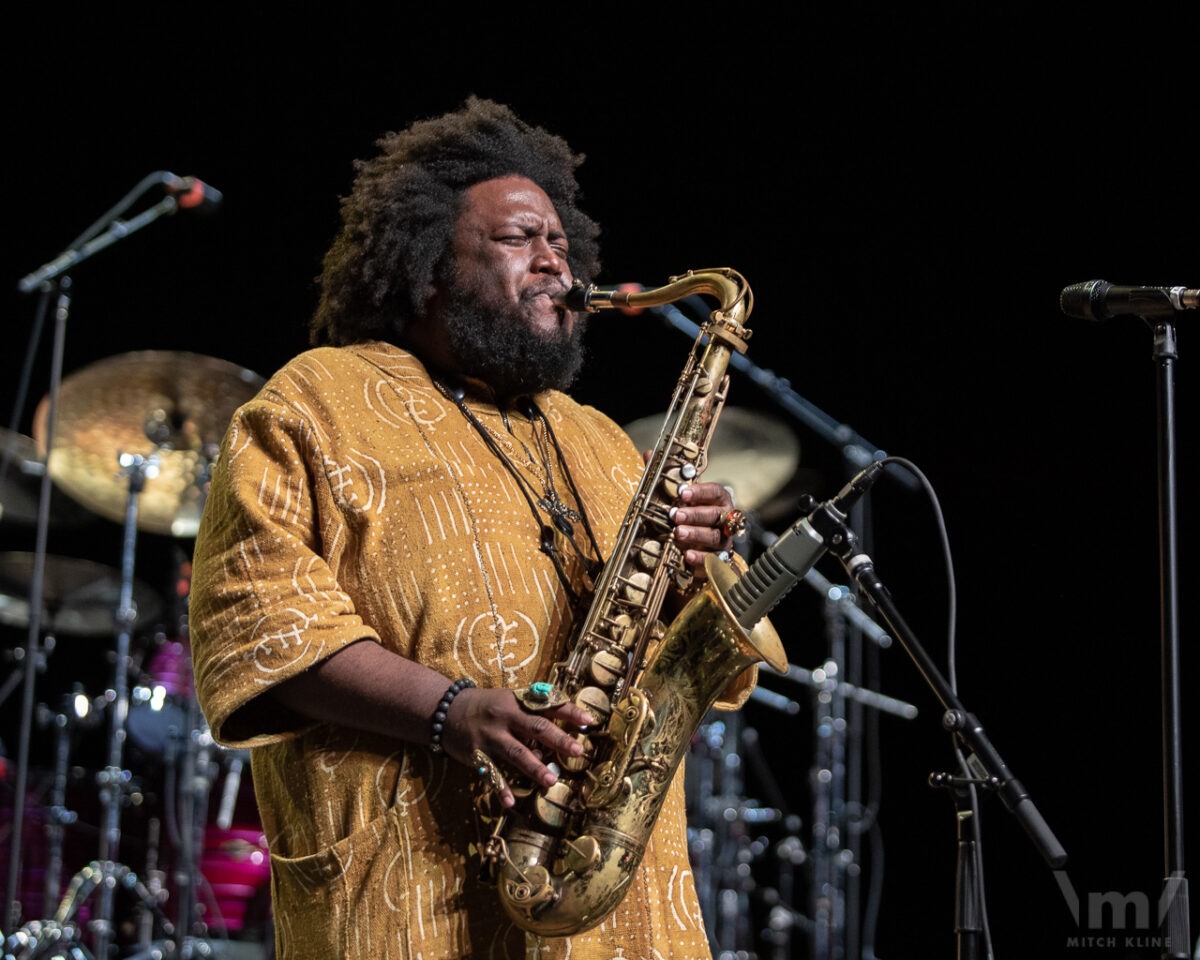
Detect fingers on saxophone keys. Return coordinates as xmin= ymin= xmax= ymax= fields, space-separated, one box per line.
xmin=525 ymin=714 xmax=586 ymax=763
xmin=677 ymin=481 xmax=732 ymax=507
xmin=502 ymin=737 xmax=561 ymax=792
xmin=546 ymin=702 xmax=594 ymax=730
xmin=671 ymin=506 xmax=724 ymax=529
xmin=673 ymin=522 xmax=724 ymax=550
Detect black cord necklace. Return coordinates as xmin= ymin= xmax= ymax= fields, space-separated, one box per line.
xmin=435 ymin=381 xmax=603 ymax=606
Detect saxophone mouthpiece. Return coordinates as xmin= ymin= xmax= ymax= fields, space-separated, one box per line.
xmin=555 ymin=281 xmax=644 ymax=315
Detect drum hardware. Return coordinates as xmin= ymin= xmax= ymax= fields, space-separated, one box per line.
xmin=689 ymin=712 xmax=799 ymax=960
xmin=623 ymin=407 xmax=801 ymax=513
xmin=9 ymin=176 xmax=258 ymax=950
xmin=37 ymin=687 xmax=103 ymax=921
xmin=0 ymin=428 xmax=92 ymax=529
xmin=0 ymin=554 xmax=162 ymax=639
xmin=33 ymin=351 xmax=264 ymax=539
xmin=766 ymin=651 xmax=916 ymax=960
xmin=0 ymin=635 xmax=55 ymax=714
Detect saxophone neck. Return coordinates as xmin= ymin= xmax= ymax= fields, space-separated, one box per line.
xmin=560 ymin=268 xmax=753 ymax=349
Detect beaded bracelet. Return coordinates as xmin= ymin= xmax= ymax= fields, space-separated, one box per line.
xmin=429 ymin=677 xmax=476 ymax=754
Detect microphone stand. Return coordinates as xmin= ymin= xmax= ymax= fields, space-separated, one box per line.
xmin=820 ymin=519 xmax=1068 ymax=958
xmin=1150 ymin=317 xmax=1189 ymax=958
xmin=5 ymin=171 xmax=209 ymax=946
xmin=659 ymin=299 xmax=919 ymax=491
xmin=4 ymin=279 xmax=70 ymax=933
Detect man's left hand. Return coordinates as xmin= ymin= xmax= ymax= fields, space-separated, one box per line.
xmin=671 ymin=481 xmax=737 ymax=575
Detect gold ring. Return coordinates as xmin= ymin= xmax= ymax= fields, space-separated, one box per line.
xmin=720 ymin=509 xmax=748 ymax=538
xmin=472 ymin=749 xmax=510 ymax=795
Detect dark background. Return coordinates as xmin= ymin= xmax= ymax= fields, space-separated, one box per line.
xmin=3 ymin=7 xmax=1196 ymax=958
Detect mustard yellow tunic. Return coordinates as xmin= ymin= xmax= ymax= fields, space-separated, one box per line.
xmin=190 ymin=341 xmax=722 ymax=960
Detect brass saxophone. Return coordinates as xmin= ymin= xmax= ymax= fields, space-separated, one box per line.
xmin=476 ymin=268 xmax=788 ymax=936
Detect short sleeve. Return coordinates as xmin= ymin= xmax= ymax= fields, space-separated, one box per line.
xmin=190 ymin=393 xmax=380 ymax=747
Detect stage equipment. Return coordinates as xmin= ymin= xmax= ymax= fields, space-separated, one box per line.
xmin=0 ymin=552 xmax=161 ymax=638
xmin=0 ymin=429 xmax=91 ymax=528
xmin=815 ymin=456 xmax=1066 ymax=959
xmin=1060 ymin=280 xmax=1198 ymax=321
xmin=1061 ymin=280 xmax=1193 ymax=958
xmin=7 ymin=172 xmax=225 ymax=937
xmin=34 ymin=351 xmax=264 ymax=538
xmin=622 ymin=407 xmax=801 ymax=512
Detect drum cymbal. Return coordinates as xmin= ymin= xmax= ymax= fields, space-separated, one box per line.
xmin=1 ymin=427 xmax=95 ymax=527
xmin=0 ymin=551 xmax=162 ymax=636
xmin=623 ymin=406 xmax=801 ymax=511
xmin=34 ymin=351 xmax=264 ymax=537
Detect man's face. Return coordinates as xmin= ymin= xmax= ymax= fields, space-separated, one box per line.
xmin=451 ymin=175 xmax=575 ymax=335
xmin=439 ymin=175 xmax=587 ymax=396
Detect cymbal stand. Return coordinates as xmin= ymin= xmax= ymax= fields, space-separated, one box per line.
xmin=1149 ymin=317 xmax=1189 ymax=957
xmin=766 ymin=653 xmax=916 ymax=960
xmin=810 ymin=593 xmax=848 ymax=960
xmin=172 ymin=694 xmax=219 ymax=958
xmin=39 ymin=687 xmax=100 ymax=919
xmin=92 ymin=452 xmax=156 ymax=958
xmin=4 ymin=279 xmax=70 ymax=933
xmin=689 ymin=713 xmax=780 ymax=960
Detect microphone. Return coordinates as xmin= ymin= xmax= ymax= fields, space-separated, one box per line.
xmin=1060 ymin=280 xmax=1198 ymax=321
xmin=164 ymin=174 xmax=223 ymax=211
xmin=725 ymin=461 xmax=885 ymax=630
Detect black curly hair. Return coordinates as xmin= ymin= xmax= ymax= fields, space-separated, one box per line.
xmin=310 ymin=97 xmax=601 ymax=347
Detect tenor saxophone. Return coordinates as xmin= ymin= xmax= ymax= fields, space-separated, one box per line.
xmin=476 ymin=268 xmax=788 ymax=936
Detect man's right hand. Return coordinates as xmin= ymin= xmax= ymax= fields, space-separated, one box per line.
xmin=270 ymin=639 xmax=593 ymax=808
xmin=442 ymin=688 xmax=592 ymax=807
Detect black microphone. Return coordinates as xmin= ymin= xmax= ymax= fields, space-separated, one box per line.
xmin=1060 ymin=280 xmax=1198 ymax=321
xmin=725 ymin=461 xmax=885 ymax=630
xmin=164 ymin=174 xmax=223 ymax=212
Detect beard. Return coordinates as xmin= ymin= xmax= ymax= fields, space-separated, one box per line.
xmin=442 ymin=278 xmax=588 ymax=398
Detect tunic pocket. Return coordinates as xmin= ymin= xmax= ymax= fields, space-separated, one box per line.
xmin=269 ymin=804 xmax=411 ymax=959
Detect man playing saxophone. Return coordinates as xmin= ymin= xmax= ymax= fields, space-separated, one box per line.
xmin=190 ymin=98 xmax=747 ymax=959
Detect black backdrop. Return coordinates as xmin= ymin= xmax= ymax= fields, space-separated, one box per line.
xmin=3 ymin=7 xmax=1196 ymax=958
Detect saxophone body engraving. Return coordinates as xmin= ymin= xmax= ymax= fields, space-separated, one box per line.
xmin=477 ymin=268 xmax=788 ymax=936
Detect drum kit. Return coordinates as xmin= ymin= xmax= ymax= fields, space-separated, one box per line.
xmin=1 ymin=352 xmax=269 ymax=960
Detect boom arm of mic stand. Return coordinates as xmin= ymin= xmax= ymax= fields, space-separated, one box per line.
xmin=831 ymin=540 xmax=1067 ymax=870
xmin=17 ymin=194 xmax=181 ymax=293
xmin=657 ymin=300 xmax=919 ymax=490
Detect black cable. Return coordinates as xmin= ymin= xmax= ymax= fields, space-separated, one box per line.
xmin=436 ymin=383 xmax=591 ymax=604
xmin=877 ymin=455 xmax=995 ymax=960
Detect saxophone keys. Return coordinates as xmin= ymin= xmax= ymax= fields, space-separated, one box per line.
xmin=589 ymin=649 xmax=625 ymax=686
xmin=557 ymin=835 xmax=602 ymax=876
xmin=533 ymin=780 xmax=575 ymax=830
xmin=634 ymin=538 xmax=661 ymax=570
xmin=622 ymin=571 xmax=652 ymax=604
xmin=502 ymin=864 xmax=556 ymax=909
xmin=559 ymin=732 xmax=593 ymax=773
xmin=574 ymin=686 xmax=611 ymax=722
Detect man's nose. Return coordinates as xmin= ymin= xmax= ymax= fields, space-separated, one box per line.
xmin=530 ymin=239 xmax=565 ymax=277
